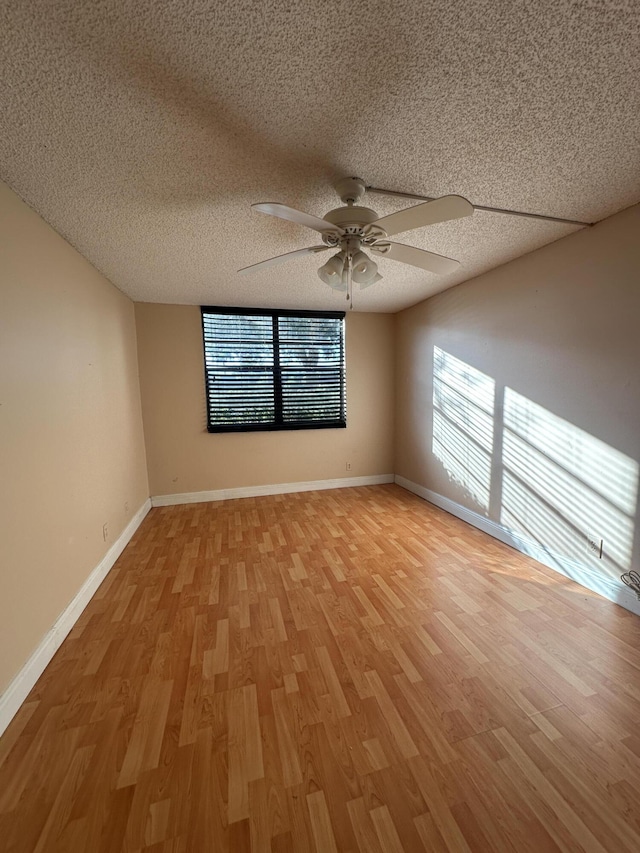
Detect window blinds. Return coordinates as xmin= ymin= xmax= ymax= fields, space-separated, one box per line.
xmin=202 ymin=308 xmax=346 ymax=432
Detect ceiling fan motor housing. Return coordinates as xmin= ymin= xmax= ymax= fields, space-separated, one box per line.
xmin=324 ymin=206 xmax=379 ymax=227
xmin=322 ymin=206 xmax=382 ymax=246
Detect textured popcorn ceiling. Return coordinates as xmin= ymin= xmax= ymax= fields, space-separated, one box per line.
xmin=1 ymin=1 xmax=639 ymax=313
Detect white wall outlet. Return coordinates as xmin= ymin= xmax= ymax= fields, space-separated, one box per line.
xmin=346 ymin=462 xmax=352 ymax=471
xmin=124 ymin=501 xmax=129 ymax=513
xmin=587 ymin=532 xmax=603 ymax=558
xmin=102 ymin=522 xmax=109 ymax=541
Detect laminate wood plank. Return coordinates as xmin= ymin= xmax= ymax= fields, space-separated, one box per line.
xmin=493 ymin=726 xmax=610 ymax=853
xmin=315 ymin=645 xmax=352 ymax=719
xmin=393 ymin=674 xmax=458 ymax=764
xmin=269 ymin=597 xmax=289 ymax=644
xmin=123 ymin=768 xmax=162 ymax=850
xmin=370 ymin=804 xmax=405 ymax=853
xmin=454 ymin=730 xmax=567 ymax=853
xmin=413 ymin=624 xmax=443 ymax=656
xmin=356 ymin=763 xmax=428 ymax=852
xmin=65 ymin=707 xmax=124 ymax=843
xmin=389 ymin=641 xmax=423 ymax=683
xmin=372 ymin=574 xmax=405 ymax=610
xmin=203 ymin=618 xmax=229 ymax=680
xmin=117 ymin=679 xmax=173 ymax=789
xmin=434 ymin=611 xmax=490 ymax=664
xmin=414 ymin=811 xmax=450 ymax=853
xmin=33 ymin=745 xmax=94 ymax=853
xmin=228 ymin=684 xmax=264 ymax=824
xmin=352 ymin=585 xmax=385 ymax=626
xmin=252 ymin=712 xmax=290 ymax=841
xmin=347 ymin=796 xmax=385 ymax=853
xmin=365 ymin=670 xmax=419 ymax=759
xmin=0 ymin=705 xmax=66 ymax=812
xmin=306 ymin=790 xmax=339 ymax=853
xmin=272 ymin=687 xmax=303 ymax=788
xmin=1 ymin=485 xmax=640 ymax=851
xmin=530 ymin=730 xmax=640 ymax=852
xmin=361 ymin=737 xmax=389 ymax=772
xmin=408 ymin=756 xmax=473 ymax=853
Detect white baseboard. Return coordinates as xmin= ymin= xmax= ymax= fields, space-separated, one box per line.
xmin=151 ymin=474 xmax=395 ymax=507
xmin=395 ymin=475 xmax=640 ymax=618
xmin=0 ymin=498 xmax=152 ymax=737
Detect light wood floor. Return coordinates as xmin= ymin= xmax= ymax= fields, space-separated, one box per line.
xmin=2 ymin=485 xmax=640 ymax=852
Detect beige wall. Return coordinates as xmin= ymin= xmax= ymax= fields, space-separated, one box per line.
xmin=135 ymin=305 xmax=395 ymax=495
xmin=395 ymin=204 xmax=640 ymax=583
xmin=0 ymin=181 xmax=149 ymax=693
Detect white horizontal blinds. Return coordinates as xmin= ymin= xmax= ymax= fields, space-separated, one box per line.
xmin=278 ymin=315 xmax=345 ymax=424
xmin=203 ymin=312 xmax=275 ymax=426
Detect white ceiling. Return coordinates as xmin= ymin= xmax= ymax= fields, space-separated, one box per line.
xmin=1 ymin=1 xmax=639 ymax=313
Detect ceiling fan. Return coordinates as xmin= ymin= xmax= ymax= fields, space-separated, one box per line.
xmin=238 ymin=177 xmax=474 ymax=293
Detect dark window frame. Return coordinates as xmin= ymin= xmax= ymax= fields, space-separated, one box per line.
xmin=201 ymin=306 xmax=346 ymax=433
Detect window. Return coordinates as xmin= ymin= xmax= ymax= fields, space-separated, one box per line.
xmin=201 ymin=307 xmax=346 ymax=432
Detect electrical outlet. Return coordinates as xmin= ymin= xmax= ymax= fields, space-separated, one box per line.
xmin=102 ymin=522 xmax=109 ymax=541
xmin=124 ymin=501 xmax=129 ymax=513
xmin=346 ymin=462 xmax=352 ymax=471
xmin=587 ymin=532 xmax=603 ymax=558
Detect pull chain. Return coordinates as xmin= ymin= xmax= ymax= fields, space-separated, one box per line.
xmin=344 ymin=254 xmax=353 ymax=310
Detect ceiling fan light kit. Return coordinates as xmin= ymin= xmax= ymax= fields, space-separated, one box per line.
xmin=351 ymin=249 xmax=379 ymax=285
xmin=318 ymin=251 xmax=347 ymax=290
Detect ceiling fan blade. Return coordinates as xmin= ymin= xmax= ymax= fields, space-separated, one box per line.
xmin=370 ymin=241 xmax=459 ymax=275
xmin=238 ymin=245 xmax=328 ymax=275
xmin=252 ymin=203 xmax=344 ymax=235
xmin=368 ymin=195 xmax=473 ymax=238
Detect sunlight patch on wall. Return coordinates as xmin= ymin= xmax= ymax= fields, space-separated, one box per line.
xmin=432 ymin=347 xmax=495 ymax=511
xmin=501 ymin=389 xmax=638 ymax=578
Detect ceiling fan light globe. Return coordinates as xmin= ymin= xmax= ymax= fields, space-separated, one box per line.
xmin=317 ymin=267 xmax=337 ymax=285
xmin=359 ymin=272 xmax=383 ymax=290
xmin=351 ymin=250 xmax=378 ymax=285
xmin=318 ymin=251 xmax=346 ymax=286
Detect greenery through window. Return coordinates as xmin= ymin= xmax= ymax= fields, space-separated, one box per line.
xmin=201 ymin=307 xmax=346 ymax=432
